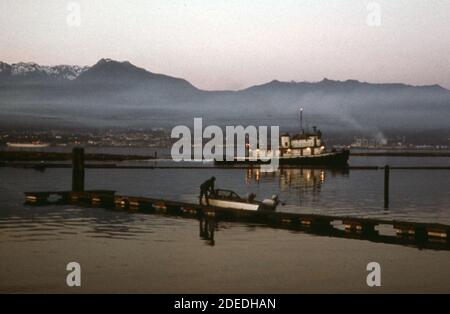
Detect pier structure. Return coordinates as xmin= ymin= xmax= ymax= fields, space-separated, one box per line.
xmin=384 ymin=165 xmax=390 ymax=209
xmin=72 ymin=147 xmax=85 ymax=192
xmin=24 ymin=189 xmax=450 ymax=250
xmin=22 ymin=147 xmax=450 ymax=250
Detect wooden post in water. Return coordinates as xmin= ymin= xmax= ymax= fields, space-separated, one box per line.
xmin=72 ymin=147 xmax=85 ymax=192
xmin=384 ymin=165 xmax=389 ymax=209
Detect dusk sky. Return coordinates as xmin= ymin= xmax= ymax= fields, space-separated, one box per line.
xmin=1 ymin=0 xmax=449 ymax=90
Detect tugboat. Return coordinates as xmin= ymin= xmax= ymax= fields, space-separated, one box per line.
xmin=215 ymin=108 xmax=350 ymax=167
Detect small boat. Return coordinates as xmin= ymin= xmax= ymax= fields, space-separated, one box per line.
xmin=6 ymin=142 xmax=50 ymax=148
xmin=201 ymin=189 xmax=280 ymax=211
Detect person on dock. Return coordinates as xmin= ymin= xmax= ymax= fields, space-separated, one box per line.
xmin=199 ymin=176 xmax=216 ymax=205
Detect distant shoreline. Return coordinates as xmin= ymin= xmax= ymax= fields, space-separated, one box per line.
xmin=0 ymin=151 xmax=155 ymax=162
xmin=351 ymin=151 xmax=450 ymax=157
xmin=1 ymin=150 xmax=450 ymax=163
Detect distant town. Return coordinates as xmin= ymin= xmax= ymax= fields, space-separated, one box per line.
xmin=0 ymin=128 xmax=449 ymax=151
xmin=348 ymin=136 xmax=449 ymax=150
xmin=0 ymin=128 xmax=172 ymax=149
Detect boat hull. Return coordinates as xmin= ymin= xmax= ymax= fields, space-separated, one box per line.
xmin=201 ymin=198 xmax=260 ymax=211
xmin=6 ymin=143 xmax=50 ymax=148
xmin=215 ymin=149 xmax=350 ymax=167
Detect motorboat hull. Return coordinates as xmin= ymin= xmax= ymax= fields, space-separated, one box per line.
xmin=201 ymin=198 xmax=261 ymax=211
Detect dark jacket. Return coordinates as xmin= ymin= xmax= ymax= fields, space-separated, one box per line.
xmin=200 ymin=178 xmax=215 ymax=192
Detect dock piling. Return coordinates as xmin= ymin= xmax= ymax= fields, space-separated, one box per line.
xmin=72 ymin=147 xmax=85 ymax=192
xmin=384 ymin=165 xmax=390 ymax=209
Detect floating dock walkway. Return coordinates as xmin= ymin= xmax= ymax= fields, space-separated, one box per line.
xmin=23 ymin=147 xmax=450 ymax=250
xmin=25 ymin=189 xmax=450 ymax=251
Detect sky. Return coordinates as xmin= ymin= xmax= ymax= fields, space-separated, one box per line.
xmin=1 ymin=0 xmax=449 ymax=90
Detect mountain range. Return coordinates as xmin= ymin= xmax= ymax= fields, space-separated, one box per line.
xmin=1 ymin=58 xmax=449 ymax=139
xmin=0 ymin=61 xmax=88 ymax=81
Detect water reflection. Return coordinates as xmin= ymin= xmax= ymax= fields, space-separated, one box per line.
xmin=246 ymin=166 xmax=349 ymax=193
xmin=199 ymin=217 xmax=215 ymax=246
xmin=1 ymin=201 xmax=448 ymax=252
xmin=196 ymin=217 xmax=450 ymax=251
xmin=0 ymin=205 xmax=158 ymax=242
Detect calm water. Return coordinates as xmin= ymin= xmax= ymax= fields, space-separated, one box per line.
xmin=0 ymin=156 xmax=449 ymax=292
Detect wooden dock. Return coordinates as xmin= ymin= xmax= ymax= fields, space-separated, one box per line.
xmin=21 ymin=147 xmax=450 ymax=250
xmin=24 ymin=190 xmax=450 ymax=250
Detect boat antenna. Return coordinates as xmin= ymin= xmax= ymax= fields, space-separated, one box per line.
xmin=300 ymin=107 xmax=304 ymax=134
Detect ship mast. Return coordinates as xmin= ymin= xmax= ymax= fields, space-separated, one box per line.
xmin=299 ymin=107 xmax=304 ymax=134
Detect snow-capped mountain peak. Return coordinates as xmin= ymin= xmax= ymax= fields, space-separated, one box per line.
xmin=0 ymin=61 xmax=89 ymax=81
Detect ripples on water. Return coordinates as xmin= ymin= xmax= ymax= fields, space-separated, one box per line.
xmin=0 ymin=156 xmax=449 ymax=244
xmin=1 ymin=157 xmax=450 ymax=293
xmin=0 ymin=205 xmax=195 ymax=244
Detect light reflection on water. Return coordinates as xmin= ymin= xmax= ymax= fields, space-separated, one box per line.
xmin=0 ymin=160 xmax=449 ymax=244
xmin=1 ymin=157 xmax=450 ymax=293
